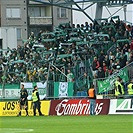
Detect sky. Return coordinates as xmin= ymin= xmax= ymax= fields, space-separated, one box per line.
xmin=73 ymin=3 xmax=133 ymax=25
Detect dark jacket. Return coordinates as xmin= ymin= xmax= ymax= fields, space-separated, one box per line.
xmin=92 ymin=60 xmax=100 ymax=71
xmin=97 ymin=70 xmax=105 ymax=79
xmin=20 ymin=89 xmax=28 ymax=100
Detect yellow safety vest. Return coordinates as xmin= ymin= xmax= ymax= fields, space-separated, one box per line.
xmin=32 ymin=90 xmax=38 ymax=102
xmin=115 ymin=80 xmax=124 ymax=96
xmin=127 ymin=83 xmax=133 ymax=95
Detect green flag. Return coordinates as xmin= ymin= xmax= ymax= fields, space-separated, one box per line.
xmin=54 ymin=82 xmax=73 ymax=98
xmin=97 ymin=67 xmax=129 ymax=94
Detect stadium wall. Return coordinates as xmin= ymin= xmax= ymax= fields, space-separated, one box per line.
xmin=109 ymin=99 xmax=133 ymax=114
xmin=49 ymin=99 xmax=110 ymax=116
xmin=0 ymin=101 xmax=50 ymax=116
xmin=0 ymin=99 xmax=133 ymax=116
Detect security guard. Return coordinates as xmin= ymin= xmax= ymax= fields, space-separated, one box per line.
xmin=127 ymin=79 xmax=133 ymax=95
xmin=17 ymin=84 xmax=29 ymax=116
xmin=88 ymin=84 xmax=96 ymax=115
xmin=115 ymin=76 xmax=124 ymax=97
xmin=32 ymin=85 xmax=44 ymax=116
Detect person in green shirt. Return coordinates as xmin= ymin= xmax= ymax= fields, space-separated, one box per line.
xmin=67 ymin=69 xmax=74 ymax=82
xmin=59 ymin=67 xmax=66 ymax=82
xmin=82 ymin=72 xmax=89 ymax=91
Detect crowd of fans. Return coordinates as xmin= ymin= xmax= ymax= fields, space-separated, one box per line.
xmin=0 ymin=16 xmax=133 ymax=94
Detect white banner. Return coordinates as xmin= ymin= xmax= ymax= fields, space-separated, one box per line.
xmin=0 ymin=89 xmax=20 ymax=99
xmin=58 ymin=82 xmax=68 ymax=97
xmin=0 ymin=82 xmax=47 ymax=100
xmin=109 ymin=99 xmax=133 ymax=114
xmin=21 ymin=82 xmax=47 ymax=100
xmin=21 ymin=82 xmax=47 ymax=88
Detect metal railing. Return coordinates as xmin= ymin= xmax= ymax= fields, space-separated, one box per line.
xmin=94 ymin=61 xmax=133 ymax=99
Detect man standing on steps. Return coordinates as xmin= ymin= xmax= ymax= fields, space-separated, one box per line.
xmin=17 ymin=84 xmax=29 ymax=116
xmin=88 ymin=84 xmax=96 ymax=115
xmin=32 ymin=85 xmax=44 ymax=116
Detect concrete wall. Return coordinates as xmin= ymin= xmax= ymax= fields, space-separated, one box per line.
xmin=52 ymin=6 xmax=73 ymax=28
xmin=1 ymin=0 xmax=28 ymax=45
xmin=0 ymin=0 xmax=73 ymax=46
xmin=0 ymin=27 xmax=17 ymax=49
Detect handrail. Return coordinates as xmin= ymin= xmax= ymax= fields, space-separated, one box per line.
xmin=94 ymin=61 xmax=133 ymax=81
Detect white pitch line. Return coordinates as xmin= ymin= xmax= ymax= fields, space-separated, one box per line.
xmin=0 ymin=128 xmax=34 ymax=133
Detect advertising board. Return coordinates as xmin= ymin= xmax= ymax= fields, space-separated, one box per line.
xmin=109 ymin=99 xmax=133 ymax=114
xmin=49 ymin=99 xmax=110 ymax=116
xmin=0 ymin=100 xmax=50 ymax=116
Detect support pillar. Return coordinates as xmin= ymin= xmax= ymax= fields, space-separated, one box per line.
xmin=123 ymin=5 xmax=127 ymax=21
xmin=95 ymin=2 xmax=104 ymax=23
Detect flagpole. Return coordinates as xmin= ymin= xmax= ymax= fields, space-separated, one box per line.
xmin=50 ymin=63 xmax=71 ymax=80
xmin=46 ymin=63 xmax=51 ymax=97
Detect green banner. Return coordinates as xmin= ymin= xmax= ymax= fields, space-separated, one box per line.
xmin=97 ymin=67 xmax=129 ymax=94
xmin=0 ymin=82 xmax=47 ymax=100
xmin=54 ymin=82 xmax=73 ymax=98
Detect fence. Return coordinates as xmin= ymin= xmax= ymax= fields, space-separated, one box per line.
xmin=94 ymin=61 xmax=133 ymax=98
xmin=0 ymin=37 xmax=132 ymax=100
xmin=46 ymin=55 xmax=93 ymax=98
xmin=0 ymin=54 xmax=93 ymax=100
xmin=1 ymin=59 xmax=133 ymax=100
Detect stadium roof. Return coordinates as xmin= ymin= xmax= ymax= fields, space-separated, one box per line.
xmin=31 ymin=0 xmax=133 ymax=6
xmin=31 ymin=0 xmax=133 ymax=22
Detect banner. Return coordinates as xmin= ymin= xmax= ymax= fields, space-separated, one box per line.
xmin=54 ymin=82 xmax=73 ymax=98
xmin=0 ymin=82 xmax=47 ymax=100
xmin=0 ymin=84 xmax=20 ymax=99
xmin=21 ymin=82 xmax=47 ymax=100
xmin=49 ymin=99 xmax=110 ymax=116
xmin=109 ymin=99 xmax=133 ymax=114
xmin=97 ymin=67 xmax=129 ymax=93
xmin=0 ymin=100 xmax=50 ymax=116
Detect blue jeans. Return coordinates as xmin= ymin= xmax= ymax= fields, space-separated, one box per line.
xmin=90 ymin=99 xmax=96 ymax=115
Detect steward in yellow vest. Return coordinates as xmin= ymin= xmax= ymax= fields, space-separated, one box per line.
xmin=32 ymin=85 xmax=44 ymax=116
xmin=32 ymin=90 xmax=38 ymax=102
xmin=115 ymin=80 xmax=124 ymax=96
xmin=127 ymin=80 xmax=133 ymax=95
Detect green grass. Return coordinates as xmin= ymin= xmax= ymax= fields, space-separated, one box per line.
xmin=0 ymin=115 xmax=133 ymax=133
